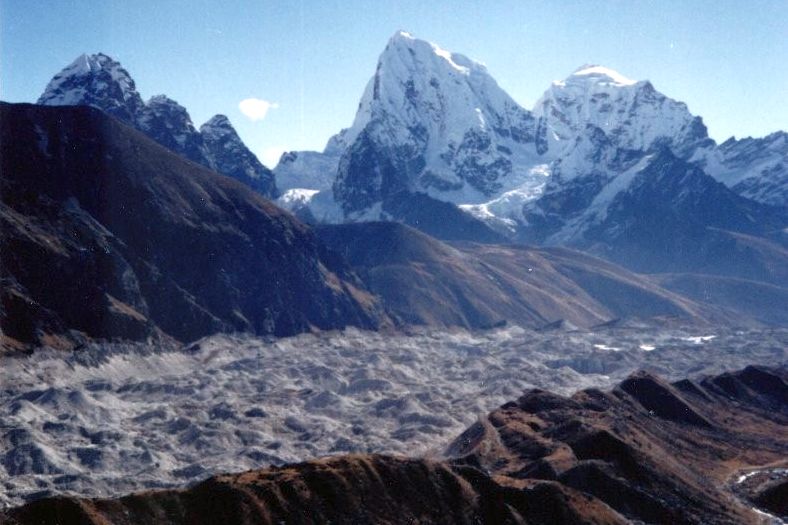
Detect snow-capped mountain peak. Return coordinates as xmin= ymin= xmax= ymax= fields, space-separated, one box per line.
xmin=200 ymin=114 xmax=235 ymax=136
xmin=332 ymin=31 xmax=543 ymax=215
xmin=344 ymin=30 xmax=512 ymax=150
xmin=386 ymin=30 xmax=483 ymax=76
xmin=200 ymin=114 xmax=278 ymax=197
xmin=38 ymin=52 xmax=145 ymax=123
xmin=533 ymin=64 xmax=709 ymax=158
xmin=561 ymin=64 xmax=638 ymax=87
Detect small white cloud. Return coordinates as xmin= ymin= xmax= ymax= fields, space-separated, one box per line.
xmin=238 ymin=98 xmax=279 ymax=121
xmin=260 ymin=146 xmax=286 ymax=167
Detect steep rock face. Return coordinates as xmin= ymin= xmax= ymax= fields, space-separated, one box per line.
xmin=0 ymin=103 xmax=384 ymax=350
xmin=6 ymin=366 xmax=785 ymax=525
xmin=37 ymin=54 xmax=277 ymax=198
xmin=331 ymin=31 xmax=544 ymax=216
xmin=201 ymin=115 xmax=277 ymax=197
xmin=137 ymin=95 xmax=211 ymax=166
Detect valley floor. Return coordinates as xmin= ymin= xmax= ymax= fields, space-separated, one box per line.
xmin=1 ymin=325 xmax=785 ymax=508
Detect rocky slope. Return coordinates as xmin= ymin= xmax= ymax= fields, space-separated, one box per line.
xmin=37 ymin=53 xmax=277 ymax=198
xmin=0 ymin=102 xmax=385 ymax=351
xmin=447 ymin=365 xmax=788 ymax=524
xmin=4 ymin=366 xmax=785 ymax=524
xmin=654 ymin=273 xmax=788 ymax=326
xmin=316 ymin=221 xmax=743 ymax=329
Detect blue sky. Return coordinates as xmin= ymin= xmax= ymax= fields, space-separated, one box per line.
xmin=2 ymin=0 xmax=786 ymax=167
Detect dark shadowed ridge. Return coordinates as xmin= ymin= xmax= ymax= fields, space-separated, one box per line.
xmin=0 ymin=103 xmax=387 ymax=351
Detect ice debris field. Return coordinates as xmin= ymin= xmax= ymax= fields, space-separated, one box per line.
xmin=1 ymin=325 xmax=785 ymax=507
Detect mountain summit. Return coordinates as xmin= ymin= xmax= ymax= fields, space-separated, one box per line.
xmin=201 ymin=114 xmax=278 ymax=196
xmin=38 ymin=53 xmax=277 ymax=198
xmin=533 ymin=65 xmax=711 ymax=161
xmin=38 ymin=53 xmax=145 ymax=123
xmin=332 ymin=31 xmax=544 ymax=216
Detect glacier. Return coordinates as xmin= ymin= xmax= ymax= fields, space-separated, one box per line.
xmin=1 ymin=325 xmax=785 ymax=507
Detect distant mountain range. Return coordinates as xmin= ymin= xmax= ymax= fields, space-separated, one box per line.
xmin=4 ymin=101 xmax=784 ymax=351
xmin=274 ymin=32 xmax=786 ymax=269
xmin=276 ymin=32 xmax=786 ymax=213
xmin=1 ymin=34 xmax=786 ymax=350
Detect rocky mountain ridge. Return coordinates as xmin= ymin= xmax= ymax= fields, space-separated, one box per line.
xmin=0 ymin=102 xmax=383 ymax=351
xmin=38 ymin=53 xmax=277 ymax=198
